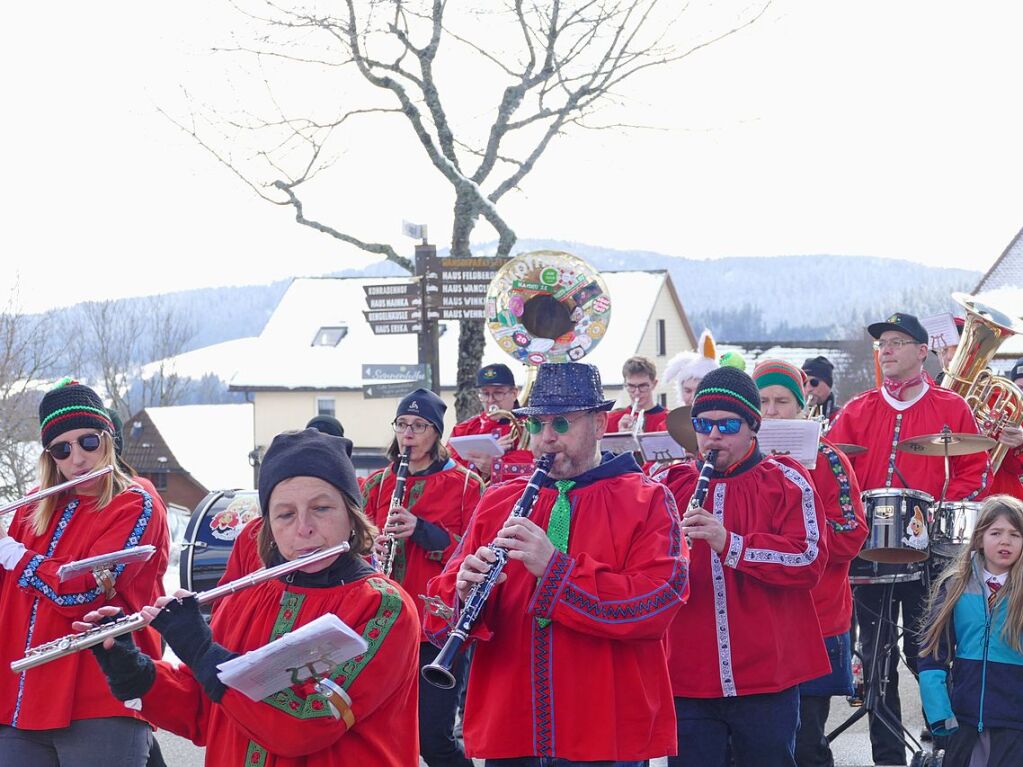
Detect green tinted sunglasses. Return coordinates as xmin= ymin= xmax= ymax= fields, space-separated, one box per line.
xmin=524 ymin=413 xmax=587 ymax=435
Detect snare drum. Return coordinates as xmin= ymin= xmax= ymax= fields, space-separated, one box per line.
xmin=860 ymin=488 xmax=934 ymax=564
xmin=931 ymin=500 xmax=981 ymax=559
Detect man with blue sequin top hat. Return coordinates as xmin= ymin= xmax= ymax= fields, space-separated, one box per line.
xmin=425 ymin=362 xmax=688 ymax=765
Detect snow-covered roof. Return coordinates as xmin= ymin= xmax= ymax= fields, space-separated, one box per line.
xmin=142 ymin=337 xmax=259 ymax=382
xmin=145 ymin=404 xmax=254 ymax=490
xmin=976 ymin=226 xmax=1023 ymax=293
xmin=974 ymin=286 xmax=1023 ymax=359
xmin=231 ymin=272 xmax=673 ymax=390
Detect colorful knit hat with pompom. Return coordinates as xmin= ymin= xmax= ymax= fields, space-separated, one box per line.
xmin=39 ymin=377 xmax=114 ymax=446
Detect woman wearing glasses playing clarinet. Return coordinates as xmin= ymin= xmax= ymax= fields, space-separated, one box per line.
xmin=0 ymin=378 xmax=169 ymax=766
xmin=363 ymin=388 xmax=484 ymax=767
xmin=656 ymin=367 xmax=830 ymax=767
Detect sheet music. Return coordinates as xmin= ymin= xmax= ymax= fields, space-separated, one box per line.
xmin=217 ymin=614 xmax=368 ymax=701
xmin=448 ymin=433 xmax=505 ymax=458
xmin=920 ymin=312 xmax=960 ymax=351
xmin=757 ymin=419 xmax=821 ymax=469
xmin=637 ymin=431 xmax=687 ymax=463
xmin=600 ymin=432 xmax=640 ymax=455
xmin=58 ymin=545 xmax=156 ymax=581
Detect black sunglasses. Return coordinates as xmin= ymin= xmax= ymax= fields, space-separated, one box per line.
xmin=46 ymin=433 xmax=103 ymax=460
xmin=808 ymin=378 xmax=821 ymax=387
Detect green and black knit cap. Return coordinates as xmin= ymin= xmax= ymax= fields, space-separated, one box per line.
xmin=691 ymin=367 xmax=763 ymax=432
xmin=39 ymin=377 xmax=115 ymax=447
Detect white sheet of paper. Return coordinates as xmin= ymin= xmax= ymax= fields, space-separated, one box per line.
xmin=757 ymin=419 xmax=821 ymax=469
xmin=217 ymin=613 xmax=368 ymax=701
xmin=601 ymin=432 xmax=640 ymax=454
xmin=920 ymin=312 xmax=960 ymax=351
xmin=58 ymin=545 xmax=156 ymax=581
xmin=448 ymin=433 xmax=505 ymax=458
xmin=637 ymin=431 xmax=687 ymax=462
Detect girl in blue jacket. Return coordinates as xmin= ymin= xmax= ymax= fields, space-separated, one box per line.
xmin=918 ymin=495 xmax=1023 ymax=766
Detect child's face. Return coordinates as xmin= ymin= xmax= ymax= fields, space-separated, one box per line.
xmin=982 ymin=516 xmax=1023 ymax=576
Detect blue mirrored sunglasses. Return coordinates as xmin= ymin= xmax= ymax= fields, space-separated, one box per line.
xmin=691 ymin=417 xmax=743 ymax=435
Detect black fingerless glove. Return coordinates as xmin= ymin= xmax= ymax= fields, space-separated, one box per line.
xmin=150 ymin=595 xmax=238 ymax=702
xmin=89 ymin=615 xmax=156 ymax=701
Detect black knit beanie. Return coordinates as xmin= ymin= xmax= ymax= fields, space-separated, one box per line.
xmin=801 ymin=356 xmax=834 ymax=388
xmin=306 ymin=414 xmax=345 ymax=439
xmin=691 ymin=367 xmax=762 ymax=432
xmin=395 ymin=388 xmax=446 ymax=435
xmin=258 ymin=428 xmax=361 ymax=511
xmin=39 ymin=378 xmax=115 ymax=446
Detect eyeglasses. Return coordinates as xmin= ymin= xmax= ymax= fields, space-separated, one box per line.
xmin=477 ymin=388 xmax=514 ymax=401
xmin=624 ymin=382 xmax=652 ymax=392
xmin=46 ymin=433 xmax=103 ymax=460
xmin=691 ymin=417 xmax=743 ymax=435
xmin=524 ymin=413 xmax=588 ymax=435
xmin=872 ymin=339 xmax=920 ymax=351
xmin=392 ymin=419 xmax=432 ymax=434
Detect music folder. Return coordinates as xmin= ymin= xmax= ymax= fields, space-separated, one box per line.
xmin=448 ymin=433 xmax=505 ymax=458
xmin=637 ymin=431 xmax=687 ymax=463
xmin=600 ymin=432 xmax=641 ymax=455
xmin=58 ymin=545 xmax=157 ymax=582
xmin=757 ymin=419 xmax=821 ymax=469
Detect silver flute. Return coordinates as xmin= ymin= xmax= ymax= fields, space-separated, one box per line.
xmin=0 ymin=466 xmax=114 ymax=517
xmin=11 ymin=541 xmax=351 ymax=673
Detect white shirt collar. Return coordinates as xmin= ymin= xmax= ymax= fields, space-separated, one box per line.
xmin=880 ymin=380 xmax=930 ymax=411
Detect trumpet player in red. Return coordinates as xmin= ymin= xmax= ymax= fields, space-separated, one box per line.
xmin=606 ymin=356 xmax=668 ymax=433
xmin=364 ymin=388 xmax=483 ymax=767
xmin=0 ymin=379 xmax=169 ymax=766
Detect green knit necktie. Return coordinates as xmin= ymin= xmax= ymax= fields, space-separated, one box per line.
xmin=536 ymin=479 xmax=575 ymax=629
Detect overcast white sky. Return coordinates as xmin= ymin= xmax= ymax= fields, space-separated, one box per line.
xmin=3 ymin=2 xmax=1022 ymax=314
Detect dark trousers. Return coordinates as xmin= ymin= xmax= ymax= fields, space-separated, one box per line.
xmin=669 ymin=687 xmax=800 ymax=767
xmin=0 ymin=718 xmax=151 ymax=767
xmin=420 ymin=642 xmax=473 ymax=767
xmin=853 ymin=578 xmax=926 ymax=766
xmin=794 ymin=695 xmax=833 ymax=767
xmin=486 ymin=760 xmax=648 ymax=766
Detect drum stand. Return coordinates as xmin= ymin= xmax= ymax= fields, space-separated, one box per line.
xmin=828 ymin=575 xmax=924 ymax=758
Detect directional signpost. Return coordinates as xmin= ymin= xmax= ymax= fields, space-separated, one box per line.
xmin=361 ymin=363 xmax=428 ymax=399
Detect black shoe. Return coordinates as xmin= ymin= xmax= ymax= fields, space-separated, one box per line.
xmin=920 ymin=727 xmax=933 ymax=743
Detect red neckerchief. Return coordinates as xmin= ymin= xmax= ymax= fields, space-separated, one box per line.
xmin=883 ymin=372 xmax=924 ymax=401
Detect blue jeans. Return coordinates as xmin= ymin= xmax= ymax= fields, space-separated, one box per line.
xmin=0 ymin=717 xmax=151 ymax=767
xmin=486 ymin=760 xmax=648 ymax=767
xmin=669 ymin=687 xmax=800 ymax=767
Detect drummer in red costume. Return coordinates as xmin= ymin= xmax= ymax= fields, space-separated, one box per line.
xmin=658 ymin=366 xmax=829 ymax=767
xmin=425 ymin=362 xmax=688 ymax=765
xmin=0 ymin=379 xmax=169 ymax=766
xmin=827 ymin=311 xmax=990 ymax=766
xmin=82 ymin=428 xmax=421 ymax=766
xmin=754 ymin=360 xmax=868 ymax=767
xmin=606 ymin=356 xmax=669 ymax=433
xmin=987 ymin=357 xmax=1023 ymax=501
xmin=363 ymin=388 xmax=484 ymax=767
xmin=447 ymin=364 xmax=533 ymax=482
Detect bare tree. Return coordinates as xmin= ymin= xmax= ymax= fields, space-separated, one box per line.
xmin=170 ymin=0 xmax=768 ymax=418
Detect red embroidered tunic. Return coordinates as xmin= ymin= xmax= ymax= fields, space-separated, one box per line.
xmin=447 ymin=413 xmax=534 ymax=477
xmin=809 ymin=439 xmax=868 ymax=637
xmin=362 ymin=461 xmax=483 ymax=634
xmin=827 ymin=385 xmax=989 ymax=501
xmin=424 ymin=457 xmax=687 ymax=761
xmin=0 ymin=484 xmax=169 ymax=730
xmin=139 ymin=574 xmax=421 ymax=767
xmin=661 ymin=455 xmax=830 ymax=698
xmin=988 ymin=446 xmax=1023 ymax=501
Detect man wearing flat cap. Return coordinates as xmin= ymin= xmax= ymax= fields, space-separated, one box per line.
xmin=447 ymin=363 xmax=533 ymax=482
xmin=425 ymin=362 xmax=688 ymax=765
xmin=828 ymin=311 xmax=989 ymax=765
xmin=657 ymin=366 xmax=829 ymax=767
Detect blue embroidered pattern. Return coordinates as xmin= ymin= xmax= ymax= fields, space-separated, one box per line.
xmin=530 ymin=618 xmax=555 ymax=757
xmin=530 ymin=551 xmax=574 ymax=619
xmin=885 ymin=413 xmax=903 ymax=489
xmin=821 ymin=444 xmax=858 ymax=533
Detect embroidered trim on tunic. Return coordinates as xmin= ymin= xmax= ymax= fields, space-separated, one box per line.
xmin=821 ymin=444 xmax=858 ymax=533
xmin=743 ymin=464 xmax=820 ymax=567
xmin=723 ymin=532 xmax=743 ymax=569
xmin=710 ymin=483 xmax=737 ymax=697
xmin=530 ymin=616 xmax=556 ymax=757
xmin=885 ymin=413 xmax=903 ymax=489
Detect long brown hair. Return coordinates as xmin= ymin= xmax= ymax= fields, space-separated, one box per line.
xmin=256 ymin=491 xmax=377 ymax=566
xmin=921 ymin=495 xmax=1023 ymax=656
xmin=32 ymin=431 xmax=134 ymax=536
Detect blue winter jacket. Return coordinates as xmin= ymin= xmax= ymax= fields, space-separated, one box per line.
xmin=918 ymin=555 xmax=1023 ymax=735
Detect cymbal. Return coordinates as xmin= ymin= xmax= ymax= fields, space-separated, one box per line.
xmin=665 ymin=406 xmax=698 ymax=455
xmin=896 ymin=432 xmax=997 ymax=457
xmin=832 ymin=443 xmax=867 ymax=456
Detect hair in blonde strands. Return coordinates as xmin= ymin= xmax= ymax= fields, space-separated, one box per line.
xmin=921 ymin=495 xmax=1023 ymax=657
xmin=32 ymin=432 xmax=134 ymax=536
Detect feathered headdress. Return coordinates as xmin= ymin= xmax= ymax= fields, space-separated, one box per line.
xmin=663 ymin=330 xmax=720 ymax=405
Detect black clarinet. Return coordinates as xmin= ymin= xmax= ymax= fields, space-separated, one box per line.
xmin=380 ymin=447 xmax=411 ymax=577
xmin=685 ymin=449 xmax=719 ymax=548
xmin=422 ymin=452 xmax=555 ymax=689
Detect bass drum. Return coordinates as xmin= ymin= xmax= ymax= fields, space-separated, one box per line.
xmin=180 ymin=489 xmax=261 ymax=594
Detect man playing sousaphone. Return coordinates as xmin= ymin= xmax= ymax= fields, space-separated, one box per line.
xmin=425 ymin=362 xmax=688 ymax=765
xmin=447 ymin=364 xmax=533 ymax=482
xmin=828 ymin=311 xmax=989 ymax=766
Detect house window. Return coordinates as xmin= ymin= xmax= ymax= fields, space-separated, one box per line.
xmin=656 ymin=319 xmax=666 ymax=356
xmin=316 ymin=397 xmax=336 ymax=418
xmin=146 ymin=472 xmax=168 ymax=491
xmin=311 ymin=325 xmax=348 ymax=347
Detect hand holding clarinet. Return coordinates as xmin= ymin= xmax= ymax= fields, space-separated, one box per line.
xmin=680 ymin=449 xmax=728 ymax=554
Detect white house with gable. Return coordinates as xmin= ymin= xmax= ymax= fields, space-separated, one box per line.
xmin=230 ymin=271 xmax=697 ymax=458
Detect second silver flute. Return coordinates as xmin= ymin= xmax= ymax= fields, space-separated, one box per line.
xmin=11 ymin=541 xmax=351 ymax=673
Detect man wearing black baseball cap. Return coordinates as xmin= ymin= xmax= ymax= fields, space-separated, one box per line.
xmin=829 ymin=312 xmax=989 ymax=764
